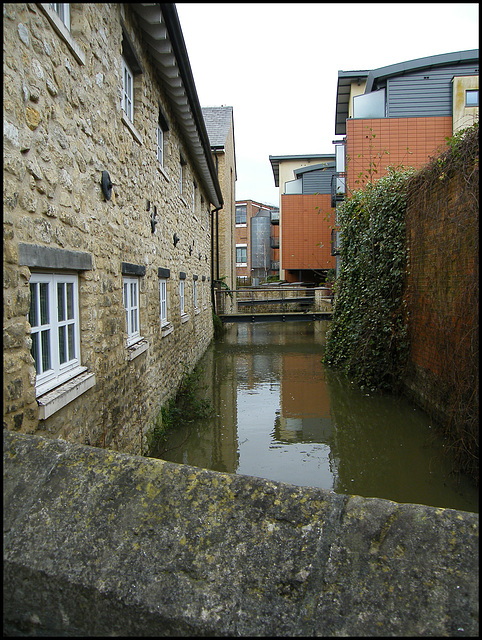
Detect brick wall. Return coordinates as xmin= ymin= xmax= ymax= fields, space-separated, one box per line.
xmin=403 ymin=166 xmax=478 ymax=423
xmin=346 ymin=117 xmax=453 ymax=192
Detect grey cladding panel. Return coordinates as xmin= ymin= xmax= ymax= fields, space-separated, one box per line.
xmin=302 ymin=167 xmax=336 ymax=195
xmin=386 ymin=62 xmax=479 ymax=118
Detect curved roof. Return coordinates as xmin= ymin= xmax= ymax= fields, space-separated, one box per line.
xmin=365 ymin=49 xmax=479 ymax=92
xmin=269 ymin=154 xmax=335 ymax=186
xmin=130 ymin=3 xmax=223 ymax=208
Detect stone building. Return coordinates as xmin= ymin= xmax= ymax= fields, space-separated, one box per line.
xmin=202 ymin=106 xmax=237 ymax=292
xmin=3 ymin=3 xmax=224 ymax=454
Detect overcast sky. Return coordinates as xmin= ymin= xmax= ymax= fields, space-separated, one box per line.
xmin=176 ymin=3 xmax=479 ymax=206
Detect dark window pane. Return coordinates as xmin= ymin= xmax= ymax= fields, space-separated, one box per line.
xmin=41 ymin=329 xmax=51 ymax=372
xmin=40 ymin=283 xmax=49 ymax=325
xmin=29 ymin=283 xmax=38 ymax=327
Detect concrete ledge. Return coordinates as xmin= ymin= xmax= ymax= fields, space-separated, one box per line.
xmin=3 ymin=431 xmax=479 ymax=636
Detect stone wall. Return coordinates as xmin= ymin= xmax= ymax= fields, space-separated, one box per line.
xmin=3 ymin=4 xmax=216 ymax=454
xmin=3 ymin=431 xmax=479 ymax=637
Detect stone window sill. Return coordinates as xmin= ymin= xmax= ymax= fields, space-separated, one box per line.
xmin=157 ymin=164 xmax=170 ymax=182
xmin=194 ymin=307 xmax=200 ymax=316
xmin=161 ymin=322 xmax=174 ymax=338
xmin=127 ymin=338 xmax=148 ymax=360
xmin=121 ymin=112 xmax=143 ymax=145
xmin=37 ymin=370 xmax=96 ymax=420
xmin=39 ymin=4 xmax=85 ymax=65
xmin=180 ymin=196 xmax=188 ymax=207
xmin=181 ymin=313 xmax=190 ymax=324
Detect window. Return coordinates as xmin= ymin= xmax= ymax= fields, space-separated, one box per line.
xmin=160 ymin=278 xmax=167 ymax=326
xmin=466 ymin=89 xmax=479 ymax=106
xmin=179 ymin=155 xmax=187 ymax=196
xmin=157 ymin=125 xmax=164 ymax=165
xmin=179 ymin=279 xmax=185 ymax=315
xmin=236 ymin=245 xmax=247 ymax=265
xmin=29 ymin=273 xmax=81 ymax=393
xmin=236 ymin=204 xmax=247 ymax=225
xmin=122 ymin=56 xmax=134 ymax=123
xmin=123 ymin=276 xmax=140 ymax=346
xmin=193 ymin=181 xmax=197 ymax=215
xmin=193 ymin=278 xmax=198 ymax=309
xmin=50 ymin=3 xmax=70 ymax=29
xmin=157 ymin=107 xmax=169 ymax=167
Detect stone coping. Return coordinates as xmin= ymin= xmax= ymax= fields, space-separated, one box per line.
xmin=3 ymin=431 xmax=479 ymax=636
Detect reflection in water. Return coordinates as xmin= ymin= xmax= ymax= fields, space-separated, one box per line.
xmin=152 ymin=322 xmax=478 ymax=513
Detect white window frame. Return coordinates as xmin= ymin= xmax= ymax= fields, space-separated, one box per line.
xmin=193 ymin=279 xmax=198 ymax=310
xmin=192 ymin=181 xmax=197 ymax=215
xmin=122 ymin=56 xmax=134 ymax=123
xmin=179 ymin=161 xmax=184 ymax=195
xmin=179 ymin=279 xmax=185 ymax=316
xmin=29 ymin=272 xmax=82 ymax=396
xmin=123 ymin=276 xmax=140 ymax=346
xmin=159 ymin=278 xmax=168 ymax=326
xmin=466 ymin=89 xmax=479 ymax=107
xmin=236 ymin=244 xmax=248 ymax=266
xmin=157 ymin=124 xmax=164 ymax=166
xmin=50 ymin=3 xmax=70 ymax=30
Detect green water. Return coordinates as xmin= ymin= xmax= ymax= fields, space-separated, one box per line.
xmin=151 ymin=321 xmax=478 ymax=513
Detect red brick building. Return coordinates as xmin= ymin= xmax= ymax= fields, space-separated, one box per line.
xmin=235 ymin=200 xmax=279 ymax=285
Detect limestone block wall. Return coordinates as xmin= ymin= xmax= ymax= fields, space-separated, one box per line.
xmin=4 ymin=431 xmax=479 ymax=637
xmin=3 ymin=4 xmax=215 ymax=454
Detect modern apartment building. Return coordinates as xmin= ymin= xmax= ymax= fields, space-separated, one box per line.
xmin=202 ymin=106 xmax=237 ymax=291
xmin=3 ymin=3 xmax=223 ymax=454
xmin=269 ymin=155 xmax=337 ymax=284
xmin=333 ymin=49 xmax=479 ymax=201
xmin=235 ymin=200 xmax=279 ymax=285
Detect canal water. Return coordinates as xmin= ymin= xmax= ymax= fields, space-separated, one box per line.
xmin=152 ymin=321 xmax=478 ymax=513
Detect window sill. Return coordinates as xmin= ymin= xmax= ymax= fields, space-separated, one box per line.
xmin=121 ymin=112 xmax=143 ymax=145
xmin=194 ymin=307 xmax=200 ymax=316
xmin=181 ymin=313 xmax=190 ymax=324
xmin=157 ymin=164 xmax=170 ymax=182
xmin=39 ymin=4 xmax=85 ymax=65
xmin=236 ymin=224 xmax=247 ymax=228
xmin=127 ymin=338 xmax=148 ymax=360
xmin=37 ymin=370 xmax=96 ymax=420
xmin=161 ymin=322 xmax=173 ymax=338
xmin=180 ymin=196 xmax=188 ymax=207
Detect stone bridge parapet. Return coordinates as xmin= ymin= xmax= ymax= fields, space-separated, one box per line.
xmin=3 ymin=431 xmax=479 ymax=636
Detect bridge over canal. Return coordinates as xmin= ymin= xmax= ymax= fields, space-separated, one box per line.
xmin=215 ymin=285 xmax=333 ymax=323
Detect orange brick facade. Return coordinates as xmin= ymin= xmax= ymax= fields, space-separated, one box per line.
xmin=281 ymin=194 xmax=336 ymax=278
xmin=346 ymin=117 xmax=453 ymax=192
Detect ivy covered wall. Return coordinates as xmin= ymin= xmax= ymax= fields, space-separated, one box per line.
xmin=324 ymin=123 xmax=478 ymax=482
xmin=403 ymin=123 xmax=478 ymax=481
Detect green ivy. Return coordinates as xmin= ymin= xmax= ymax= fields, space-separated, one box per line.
xmin=323 ymin=167 xmax=415 ymax=392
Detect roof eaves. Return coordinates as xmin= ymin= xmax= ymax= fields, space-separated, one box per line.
xmin=130 ymin=3 xmax=223 ymax=209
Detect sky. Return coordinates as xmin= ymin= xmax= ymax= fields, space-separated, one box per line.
xmin=175 ymin=3 xmax=479 ymax=207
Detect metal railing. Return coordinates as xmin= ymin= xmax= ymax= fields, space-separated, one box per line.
xmin=215 ymin=286 xmax=333 ymax=316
